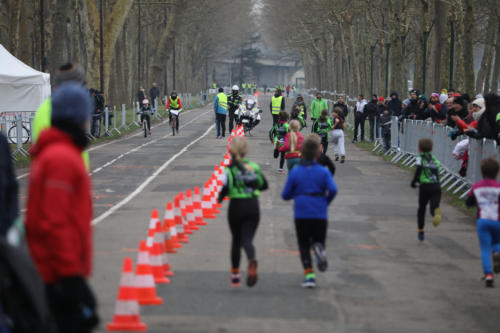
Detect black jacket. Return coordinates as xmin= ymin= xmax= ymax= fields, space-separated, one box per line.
xmin=387 ymin=91 xmax=402 ymax=117
xmin=149 ymin=86 xmax=160 ymax=101
xmin=228 ymin=93 xmax=242 ymax=114
xmin=138 ymin=90 xmax=146 ymax=104
xmin=0 ymin=133 xmax=18 ymax=236
xmin=334 ymin=102 xmax=348 ymax=119
xmin=404 ymin=99 xmax=419 ymax=119
xmin=364 ymin=101 xmax=378 ymax=119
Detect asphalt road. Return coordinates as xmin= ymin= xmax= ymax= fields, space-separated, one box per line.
xmin=17 ymin=95 xmax=500 ymax=332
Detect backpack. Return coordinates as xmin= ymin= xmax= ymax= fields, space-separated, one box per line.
xmin=0 ymin=239 xmax=57 ymax=333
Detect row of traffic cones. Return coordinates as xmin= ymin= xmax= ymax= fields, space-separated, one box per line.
xmin=106 ymin=125 xmax=246 ymax=331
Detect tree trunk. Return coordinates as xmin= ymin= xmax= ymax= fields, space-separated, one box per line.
xmin=463 ymin=0 xmax=475 ymax=95
xmin=476 ymin=13 xmax=497 ymax=94
xmin=491 ymin=22 xmax=500 ymax=94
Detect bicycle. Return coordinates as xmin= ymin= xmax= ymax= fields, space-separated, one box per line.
xmin=137 ymin=109 xmax=152 ymax=138
xmin=7 ymin=119 xmax=30 ymax=144
xmin=169 ymin=108 xmax=182 ymax=136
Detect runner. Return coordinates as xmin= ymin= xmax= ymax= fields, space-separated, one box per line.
xmin=312 ymin=110 xmax=333 ymax=154
xmin=331 ymin=108 xmax=345 ymax=163
xmin=279 ymin=120 xmax=303 ymax=172
xmin=218 ymin=137 xmax=268 ymax=288
xmin=269 ymin=111 xmax=289 ymax=174
xmin=410 ymin=138 xmax=442 ymax=241
xmin=281 ymin=134 xmax=338 ymax=288
xmin=465 ymin=158 xmax=500 ymax=288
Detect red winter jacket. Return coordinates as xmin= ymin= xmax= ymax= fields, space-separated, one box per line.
xmin=25 ymin=128 xmax=93 ymax=284
xmin=279 ymin=131 xmax=304 ymax=159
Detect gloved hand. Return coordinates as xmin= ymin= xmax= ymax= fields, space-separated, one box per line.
xmin=411 ymin=180 xmax=418 ymax=188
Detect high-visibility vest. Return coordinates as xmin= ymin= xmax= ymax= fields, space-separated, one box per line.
xmin=169 ymin=96 xmax=180 ymax=109
xmin=33 ymin=98 xmax=90 ymax=171
xmin=212 ymin=83 xmax=216 ymax=88
xmin=242 ymin=83 xmax=247 ymax=89
xmin=271 ymin=96 xmax=283 ymax=114
xmin=217 ymin=92 xmax=228 ymax=110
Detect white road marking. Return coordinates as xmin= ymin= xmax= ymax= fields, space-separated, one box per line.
xmin=88 ymin=110 xmax=210 ymax=176
xmin=16 ymin=107 xmax=210 ymax=180
xmin=91 ymin=124 xmax=215 ymax=226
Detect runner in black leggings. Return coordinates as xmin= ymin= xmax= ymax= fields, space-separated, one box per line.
xmin=219 ymin=137 xmax=268 ymax=287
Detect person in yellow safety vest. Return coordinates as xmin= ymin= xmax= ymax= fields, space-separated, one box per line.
xmin=214 ymin=88 xmax=228 ymax=138
xmin=242 ymin=83 xmax=247 ymax=93
xmin=32 ymin=63 xmax=90 ymax=170
xmin=212 ymin=83 xmax=217 ymax=89
xmin=270 ymin=89 xmax=285 ymax=126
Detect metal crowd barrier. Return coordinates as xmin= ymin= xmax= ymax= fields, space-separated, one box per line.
xmin=380 ymin=118 xmax=500 ymax=198
xmin=3 ymin=90 xmax=212 ymax=158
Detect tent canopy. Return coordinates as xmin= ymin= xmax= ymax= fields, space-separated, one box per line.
xmin=0 ymin=44 xmax=51 ymax=112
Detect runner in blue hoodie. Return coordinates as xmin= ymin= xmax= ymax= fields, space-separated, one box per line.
xmin=281 ymin=134 xmax=338 ymax=288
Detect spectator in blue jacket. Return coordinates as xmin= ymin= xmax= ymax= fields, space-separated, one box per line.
xmin=282 ymin=133 xmax=338 ymax=289
xmin=214 ymin=87 xmax=228 ymax=138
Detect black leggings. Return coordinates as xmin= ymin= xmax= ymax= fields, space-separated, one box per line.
xmin=228 ymin=198 xmax=260 ymax=269
xmin=418 ymin=183 xmax=441 ymax=230
xmin=294 ymin=219 xmax=327 ymax=270
xmin=322 ymin=140 xmax=328 ymax=154
xmin=141 ymin=114 xmax=151 ymax=130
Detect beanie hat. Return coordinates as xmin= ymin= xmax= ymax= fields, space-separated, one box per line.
xmin=51 ymin=83 xmax=92 ymax=125
xmin=431 ymin=93 xmax=440 ymax=99
xmin=54 ymin=63 xmax=86 ymax=86
xmin=378 ymin=96 xmax=385 ymax=102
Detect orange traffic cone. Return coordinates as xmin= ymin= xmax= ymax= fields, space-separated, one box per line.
xmin=223 ymin=153 xmax=231 ymax=166
xmin=163 ymin=202 xmax=181 ymax=252
xmin=179 ymin=192 xmax=193 ymax=234
xmin=193 ymin=186 xmax=206 ymax=226
xmin=201 ymin=181 xmax=216 ymax=219
xmin=146 ymin=210 xmax=170 ymax=284
xmin=106 ymin=257 xmax=147 ymax=332
xmin=174 ymin=196 xmax=189 ymax=243
xmin=135 ymin=240 xmax=163 ymax=305
xmin=153 ymin=215 xmax=175 ymax=278
xmin=185 ymin=189 xmax=199 ymax=231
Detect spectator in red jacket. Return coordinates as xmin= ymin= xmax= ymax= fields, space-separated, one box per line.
xmin=25 ymin=83 xmax=98 ymax=333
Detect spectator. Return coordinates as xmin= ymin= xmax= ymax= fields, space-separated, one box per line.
xmin=0 ymin=132 xmax=18 ymax=238
xmin=416 ymin=94 xmax=428 ymax=120
xmin=364 ymin=95 xmax=378 ymax=142
xmin=426 ymin=93 xmax=445 ymax=123
xmin=149 ymin=82 xmax=160 ymax=109
xmin=333 ymin=96 xmax=348 ymax=120
xmin=439 ymin=89 xmax=448 ymax=104
xmin=376 ymin=96 xmax=388 ymax=136
xmin=138 ymin=86 xmax=146 ymax=107
xmin=90 ymin=88 xmax=104 ymax=138
xmin=387 ymin=91 xmax=402 ymax=117
xmin=310 ymin=92 xmax=328 ymax=125
xmin=353 ymin=94 xmax=367 ymax=143
xmin=466 ymin=94 xmax=499 ymax=141
xmin=25 ymin=83 xmax=99 ymax=333
xmin=286 ymin=85 xmax=291 ymax=97
xmin=448 ymin=89 xmax=455 ymax=99
xmin=404 ymin=90 xmax=419 ymax=120
xmin=379 ymin=108 xmax=392 ymax=152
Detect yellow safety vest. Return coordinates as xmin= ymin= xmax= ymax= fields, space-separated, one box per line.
xmin=271 ymin=96 xmax=283 ymax=114
xmin=169 ymin=96 xmax=180 ymax=109
xmin=217 ymin=93 xmax=228 ymax=110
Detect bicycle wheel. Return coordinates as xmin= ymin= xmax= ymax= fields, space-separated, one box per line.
xmin=171 ymin=117 xmax=176 ymax=136
xmin=143 ymin=120 xmax=147 ymax=137
xmin=8 ymin=125 xmax=30 ymax=144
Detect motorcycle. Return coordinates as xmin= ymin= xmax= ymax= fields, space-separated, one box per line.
xmin=235 ymin=98 xmax=262 ymax=134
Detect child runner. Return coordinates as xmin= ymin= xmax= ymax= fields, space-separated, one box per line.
xmin=465 ymin=158 xmax=500 ymax=287
xmin=219 ymin=137 xmax=268 ymax=288
xmin=269 ymin=111 xmax=289 ymax=174
xmin=312 ymin=110 xmax=333 ymax=154
xmin=410 ymin=138 xmax=442 ymax=241
xmin=282 ymin=134 xmax=338 ymax=288
xmin=290 ymin=106 xmax=306 ymax=129
xmin=331 ymin=107 xmax=345 ymax=163
xmin=279 ymin=120 xmax=304 ymax=171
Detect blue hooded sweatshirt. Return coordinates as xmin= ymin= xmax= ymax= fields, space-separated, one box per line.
xmin=281 ymin=161 xmax=337 ymax=219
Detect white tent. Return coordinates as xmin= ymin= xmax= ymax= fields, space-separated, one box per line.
xmin=0 ymin=44 xmax=50 ymax=112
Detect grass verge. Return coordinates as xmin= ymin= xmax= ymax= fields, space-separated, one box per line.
xmin=345 ymin=127 xmax=475 ymax=217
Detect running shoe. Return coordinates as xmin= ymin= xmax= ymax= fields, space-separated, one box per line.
xmin=276 ymin=168 xmax=285 ymax=174
xmin=432 ymin=208 xmax=442 ymax=227
xmin=312 ymin=242 xmax=328 ymax=272
xmin=335 ymin=155 xmax=339 ymax=161
xmin=231 ymin=274 xmax=241 ymax=288
xmin=301 ymin=273 xmax=316 ymax=288
xmin=418 ymin=229 xmax=425 ymax=241
xmin=340 ymin=156 xmax=345 ymax=164
xmin=247 ymin=260 xmax=258 ymax=287
xmin=483 ymin=273 xmax=494 ymax=288
xmin=493 ymin=253 xmax=500 ymax=274
xmin=148 ymin=130 xmax=151 ymax=135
